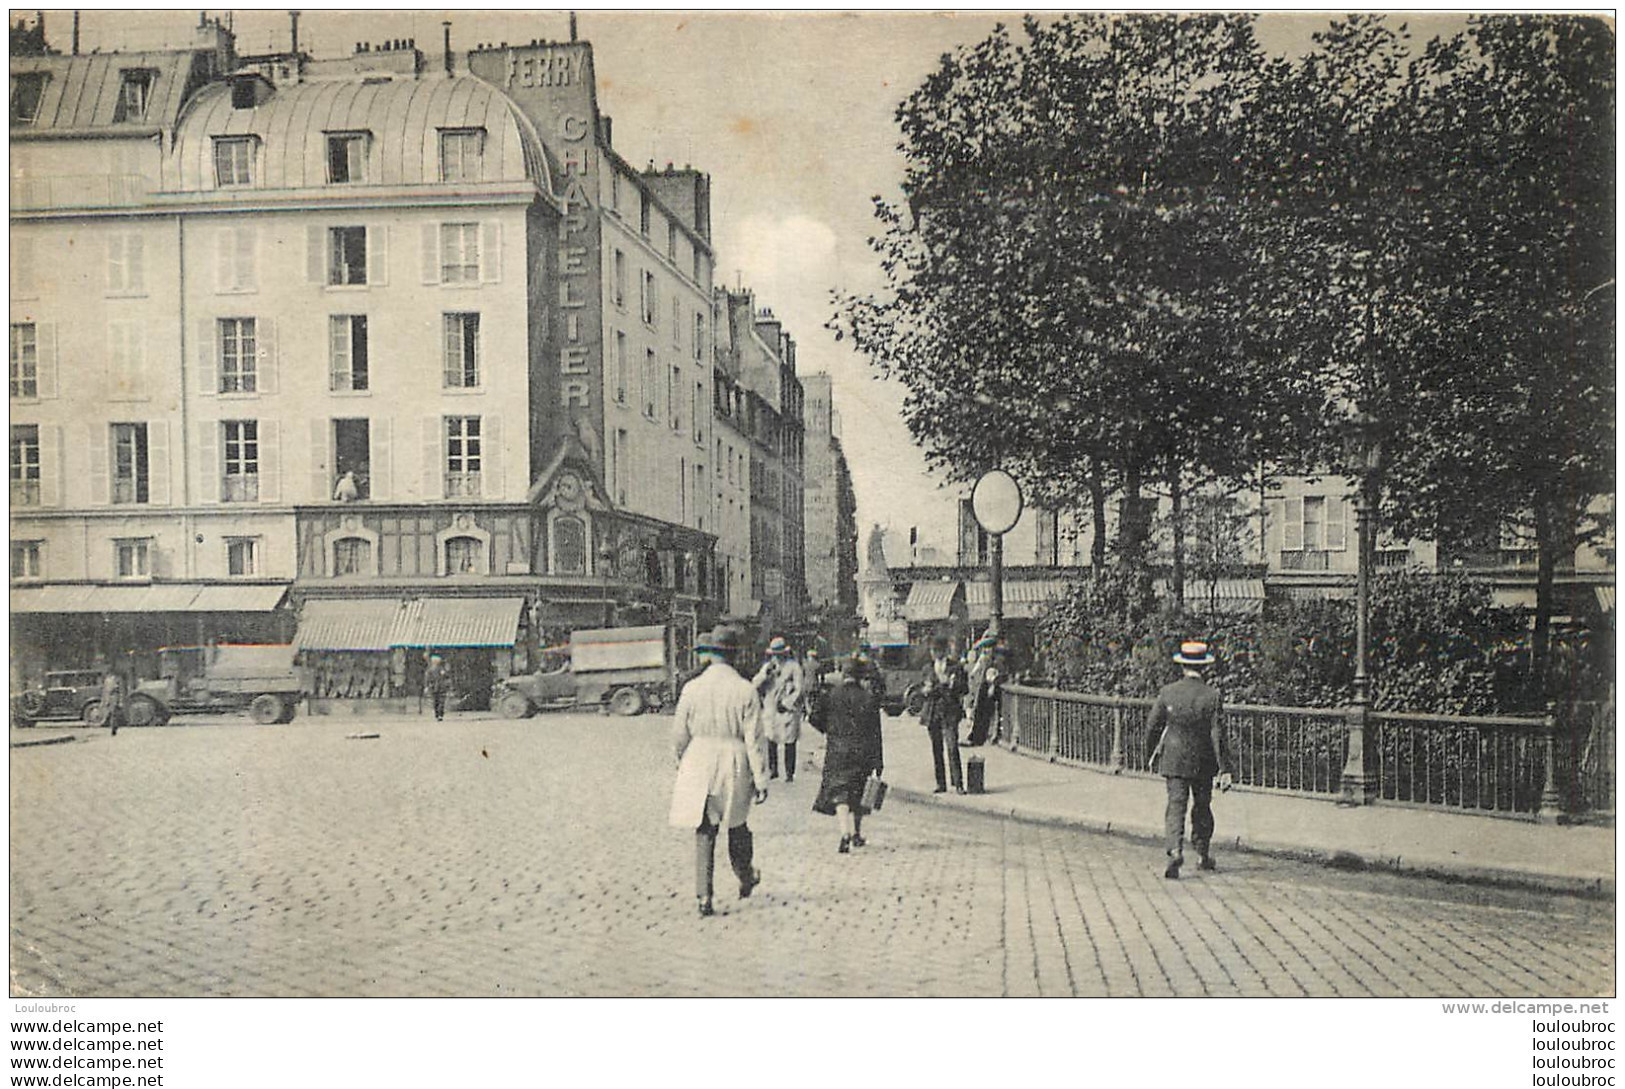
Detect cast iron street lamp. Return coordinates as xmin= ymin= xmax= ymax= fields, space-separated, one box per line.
xmin=971 ymin=469 xmax=1024 ymax=639
xmin=1340 ymin=409 xmax=1383 ymax=806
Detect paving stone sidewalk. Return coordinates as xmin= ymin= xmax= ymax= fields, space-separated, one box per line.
xmin=860 ymin=714 xmax=1615 ymax=897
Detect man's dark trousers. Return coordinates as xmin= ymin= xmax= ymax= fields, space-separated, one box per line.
xmin=927 ymin=723 xmax=962 ymax=791
xmin=1165 ymin=775 xmax=1214 ymax=859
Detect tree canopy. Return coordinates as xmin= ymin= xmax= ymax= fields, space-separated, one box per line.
xmin=834 ymin=12 xmax=1614 ymax=691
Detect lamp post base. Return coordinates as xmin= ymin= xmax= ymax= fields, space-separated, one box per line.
xmin=1339 ymin=698 xmax=1377 ymax=807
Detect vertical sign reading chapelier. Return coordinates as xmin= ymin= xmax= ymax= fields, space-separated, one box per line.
xmin=469 ymin=43 xmax=606 ymax=482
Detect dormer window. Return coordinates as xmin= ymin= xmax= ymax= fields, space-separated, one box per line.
xmin=213 ymin=137 xmax=256 ymax=187
xmin=231 ymin=78 xmax=257 ymax=110
xmin=439 ymin=129 xmax=484 ymax=183
xmin=115 ymin=69 xmax=156 ymax=122
xmin=10 ymin=72 xmax=47 ymax=124
xmin=326 ymin=132 xmax=369 ymax=184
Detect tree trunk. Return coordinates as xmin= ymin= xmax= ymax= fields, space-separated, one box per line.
xmin=1088 ymin=476 xmax=1107 ymax=568
xmin=1170 ymin=470 xmax=1185 ymax=607
xmin=1532 ymin=500 xmax=1559 ymax=698
xmin=1118 ymin=464 xmax=1145 ymax=563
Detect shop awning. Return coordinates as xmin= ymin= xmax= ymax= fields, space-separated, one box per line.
xmin=902 ymin=581 xmax=960 ymax=621
xmin=1160 ymin=579 xmax=1266 ymax=615
xmin=11 ymin=582 xmax=288 ymax=614
xmin=965 ymin=579 xmax=1066 ymax=620
xmin=408 ymin=597 xmax=525 ymax=648
xmin=293 ymin=598 xmax=415 ymax=652
xmin=1596 ymin=586 xmax=1615 ymax=613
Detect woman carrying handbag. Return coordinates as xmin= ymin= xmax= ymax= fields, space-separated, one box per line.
xmin=808 ymin=654 xmax=885 ymax=853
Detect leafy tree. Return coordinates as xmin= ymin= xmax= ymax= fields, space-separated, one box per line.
xmin=831 ymin=14 xmax=1309 ymax=566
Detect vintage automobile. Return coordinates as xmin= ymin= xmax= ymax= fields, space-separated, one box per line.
xmin=866 ymin=639 xmax=923 ymax=717
xmin=494 ymin=625 xmax=676 ymax=718
xmin=11 ymin=669 xmax=110 ymax=725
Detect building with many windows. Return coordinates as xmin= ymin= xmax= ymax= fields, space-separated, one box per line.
xmin=9 ymin=20 xmax=725 ymax=698
xmin=801 ymin=374 xmax=859 ymax=646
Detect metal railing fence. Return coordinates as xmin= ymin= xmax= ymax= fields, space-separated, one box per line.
xmin=1001 ymin=683 xmax=1613 ymax=821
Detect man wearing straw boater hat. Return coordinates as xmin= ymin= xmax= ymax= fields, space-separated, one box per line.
xmin=669 ymin=626 xmax=768 ymax=918
xmin=1147 ymin=640 xmax=1234 ymax=880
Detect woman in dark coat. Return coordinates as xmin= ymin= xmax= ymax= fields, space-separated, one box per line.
xmin=809 ymin=655 xmax=884 ymax=853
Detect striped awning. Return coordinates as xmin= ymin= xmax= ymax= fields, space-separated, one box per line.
xmin=293 ymin=598 xmax=416 ymax=652
xmin=902 ymin=581 xmax=960 ymax=621
xmin=294 ymin=597 xmax=525 ymax=651
xmin=1161 ymin=579 xmax=1266 ymax=615
xmin=1597 ymin=586 xmax=1616 ymax=613
xmin=11 ymin=582 xmax=288 ymax=614
xmin=407 ymin=597 xmax=525 ymax=648
xmin=965 ymin=579 xmax=1066 ymax=620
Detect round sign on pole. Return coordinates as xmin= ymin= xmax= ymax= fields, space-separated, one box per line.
xmin=971 ymin=469 xmax=1024 ymax=535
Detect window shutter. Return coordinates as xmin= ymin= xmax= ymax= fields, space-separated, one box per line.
xmin=35 ymin=322 xmax=57 ymax=399
xmin=367 ymin=224 xmax=388 ymax=286
xmin=147 ymin=421 xmax=170 ymax=505
xmin=87 ymin=423 xmax=109 ymax=505
xmin=235 ymin=226 xmax=257 ymax=291
xmin=421 ymin=416 xmax=443 ymax=498
xmin=482 ymin=414 xmax=502 ymax=499
xmin=480 ymin=221 xmax=502 ymax=283
xmin=257 ymin=318 xmax=278 ymax=394
xmin=13 ymin=236 xmax=36 ymax=297
xmin=38 ymin=424 xmax=62 ymax=507
xmin=420 ymin=223 xmax=440 ymax=284
xmin=196 ymin=421 xmax=219 ymax=505
xmin=196 ymin=319 xmax=218 ymax=395
xmin=371 ymin=417 xmax=392 ymax=500
xmin=105 ymin=235 xmax=122 ymax=293
xmin=1326 ymin=495 xmax=1348 ymax=551
xmin=1283 ymin=497 xmax=1303 ymax=551
xmin=215 ymin=228 xmax=234 ymax=292
xmin=258 ymin=419 xmax=280 ymax=503
xmin=306 ymin=225 xmax=326 ymax=284
xmin=309 ymin=417 xmax=331 ymax=501
xmin=128 ymin=234 xmax=144 ymax=294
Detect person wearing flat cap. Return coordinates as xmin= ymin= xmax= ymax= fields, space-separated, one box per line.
xmin=669 ymin=626 xmax=769 ymax=918
xmin=752 ymin=635 xmax=806 ymax=783
xmin=1147 ymin=640 xmax=1234 ymax=880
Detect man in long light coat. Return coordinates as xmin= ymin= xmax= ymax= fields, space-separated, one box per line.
xmin=753 ymin=636 xmax=806 ymax=783
xmin=670 ymin=626 xmax=769 ymax=917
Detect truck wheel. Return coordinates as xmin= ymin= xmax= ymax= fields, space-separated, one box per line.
xmin=126 ymin=695 xmax=167 ymax=727
xmin=249 ymin=694 xmax=283 ymax=725
xmin=608 ymin=687 xmax=645 ymax=717
xmin=497 ymin=690 xmax=534 ymax=719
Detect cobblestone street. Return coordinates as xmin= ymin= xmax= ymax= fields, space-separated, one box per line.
xmin=10 ymin=712 xmax=1614 ymax=997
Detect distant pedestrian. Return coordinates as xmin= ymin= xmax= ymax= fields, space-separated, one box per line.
xmin=964 ymin=632 xmax=1002 ymax=746
xmin=424 ymin=654 xmax=449 ymax=721
xmin=98 ymin=669 xmax=126 ymax=736
xmin=809 ymin=655 xmax=885 ymax=853
xmin=753 ymin=636 xmax=806 ymax=783
xmin=669 ymin=626 xmax=768 ymax=918
xmin=919 ymin=634 xmax=969 ymax=793
xmin=1147 ymin=640 xmax=1234 ymax=880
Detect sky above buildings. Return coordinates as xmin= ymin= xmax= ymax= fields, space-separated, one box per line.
xmin=56 ymin=9 xmax=1470 ymax=571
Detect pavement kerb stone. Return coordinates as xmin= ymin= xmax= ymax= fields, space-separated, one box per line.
xmin=886 ymin=781 xmax=1615 ymax=901
xmin=11 ymin=734 xmax=80 ymax=749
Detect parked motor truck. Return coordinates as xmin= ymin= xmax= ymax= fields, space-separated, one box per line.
xmin=130 ymin=644 xmax=305 ymax=725
xmin=494 ymin=625 xmax=676 ymax=718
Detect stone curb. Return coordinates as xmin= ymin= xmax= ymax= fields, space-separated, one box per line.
xmin=11 ymin=734 xmax=79 ymax=749
xmin=887 ymin=781 xmax=1615 ymax=901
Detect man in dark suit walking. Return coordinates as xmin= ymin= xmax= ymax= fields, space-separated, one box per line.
xmin=1148 ymin=640 xmax=1234 ymax=879
xmin=919 ymin=634 xmax=969 ymax=794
